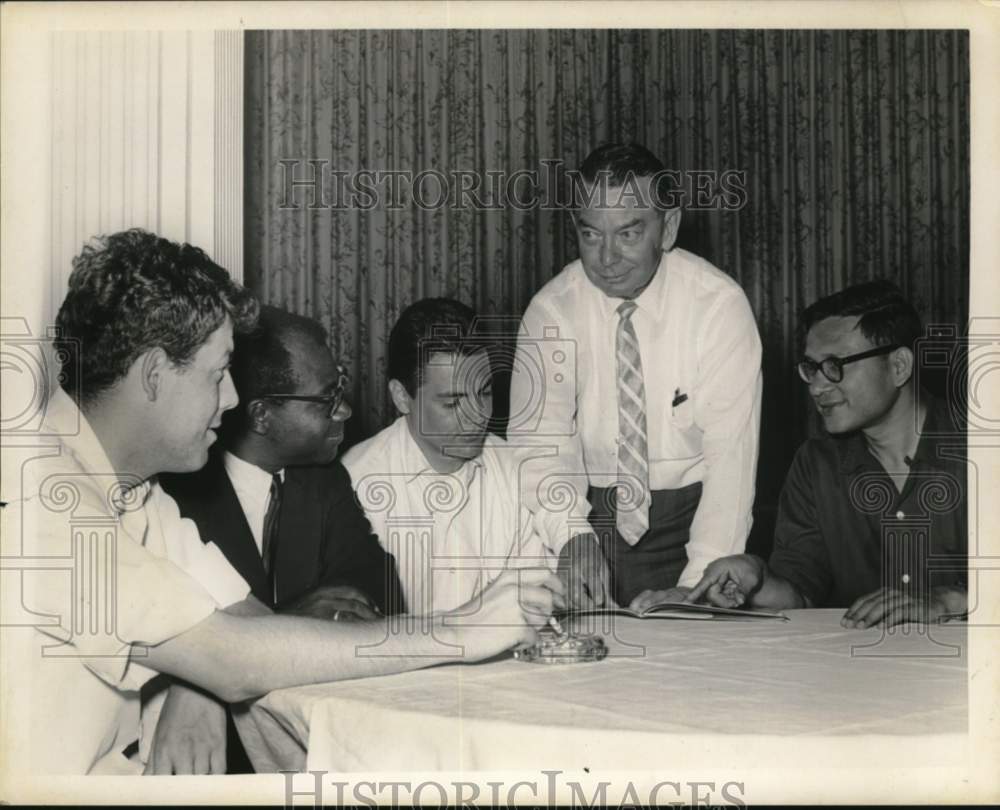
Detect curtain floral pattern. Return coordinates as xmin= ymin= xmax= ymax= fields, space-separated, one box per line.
xmin=245 ymin=29 xmax=969 ymax=544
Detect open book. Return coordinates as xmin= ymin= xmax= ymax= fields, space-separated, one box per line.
xmin=569 ymin=601 xmax=788 ymax=621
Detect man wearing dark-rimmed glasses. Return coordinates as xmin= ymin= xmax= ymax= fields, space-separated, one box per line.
xmin=158 ymin=304 xmax=404 ymax=771
xmin=163 ymin=304 xmax=402 ymax=620
xmin=686 ymin=281 xmax=967 ymax=629
xmin=797 ymin=342 xmax=900 ymax=387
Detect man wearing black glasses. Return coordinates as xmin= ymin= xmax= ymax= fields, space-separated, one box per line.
xmin=686 ymin=281 xmax=967 ymax=629
xmin=158 ymin=304 xmax=404 ymax=772
xmin=162 ymin=304 xmax=402 ymax=621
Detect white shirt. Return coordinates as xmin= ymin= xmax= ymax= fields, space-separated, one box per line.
xmin=342 ymin=417 xmax=553 ymax=615
xmin=509 ymin=248 xmax=762 ymax=587
xmin=0 ymin=388 xmax=250 ymax=774
xmin=223 ymin=451 xmax=284 ymax=557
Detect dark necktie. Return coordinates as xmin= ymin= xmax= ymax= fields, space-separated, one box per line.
xmin=261 ymin=474 xmax=283 ymax=592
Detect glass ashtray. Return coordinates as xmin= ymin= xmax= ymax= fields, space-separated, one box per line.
xmin=512 ymin=627 xmax=608 ymax=665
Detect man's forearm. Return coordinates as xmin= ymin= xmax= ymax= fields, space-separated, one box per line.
xmin=142 ymin=611 xmax=470 ymax=703
xmin=520 ymin=443 xmax=592 ymax=561
xmin=509 ymin=305 xmax=592 ymax=559
xmin=681 ymin=297 xmax=762 ymax=587
xmin=748 ymin=559 xmax=810 ymax=610
xmin=679 ymin=423 xmax=760 ymax=588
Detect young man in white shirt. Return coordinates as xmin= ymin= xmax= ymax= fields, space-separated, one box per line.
xmin=0 ymin=230 xmax=562 ymax=776
xmin=343 ymin=298 xmax=559 ymax=615
xmin=509 ymin=142 xmax=763 ymax=610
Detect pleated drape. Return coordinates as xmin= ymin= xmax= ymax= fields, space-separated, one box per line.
xmin=245 ymin=29 xmax=968 ymax=544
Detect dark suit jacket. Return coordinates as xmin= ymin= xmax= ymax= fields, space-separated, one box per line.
xmin=160 ymin=450 xmax=404 ymax=614
xmin=159 ymin=450 xmax=404 ymax=774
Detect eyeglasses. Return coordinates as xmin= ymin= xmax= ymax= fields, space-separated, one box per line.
xmin=797 ymin=345 xmax=899 ymax=384
xmin=261 ymin=365 xmax=349 ymax=418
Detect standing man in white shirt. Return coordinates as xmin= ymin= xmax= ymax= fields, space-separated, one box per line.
xmin=509 ymin=142 xmax=763 ymax=610
xmin=343 ymin=298 xmax=554 ymax=615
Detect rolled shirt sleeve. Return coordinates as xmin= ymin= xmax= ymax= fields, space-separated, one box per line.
xmin=18 ymin=482 xmax=244 ymax=693
xmin=677 ymin=289 xmax=763 ymax=587
xmin=22 ymin=520 xmax=222 ymax=692
xmin=148 ymin=482 xmax=251 ymax=609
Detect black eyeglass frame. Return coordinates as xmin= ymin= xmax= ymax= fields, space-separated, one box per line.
xmin=797 ymin=344 xmax=900 ymax=384
xmin=260 ymin=365 xmax=350 ymax=417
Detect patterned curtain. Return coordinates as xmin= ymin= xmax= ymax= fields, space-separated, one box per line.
xmin=245 ymin=29 xmax=969 ymax=547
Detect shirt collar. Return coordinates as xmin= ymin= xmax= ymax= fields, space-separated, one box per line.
xmin=394 ymin=416 xmax=485 ymax=483
xmin=906 ymin=395 xmax=963 ymax=469
xmin=594 ymin=250 xmax=670 ymax=322
xmin=223 ymin=450 xmax=284 ymax=496
xmin=43 ymin=387 xmax=152 ymax=515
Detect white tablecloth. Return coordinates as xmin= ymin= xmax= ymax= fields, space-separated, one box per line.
xmin=240 ymin=610 xmax=967 ymax=773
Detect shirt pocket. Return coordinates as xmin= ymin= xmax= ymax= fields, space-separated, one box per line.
xmin=670 ymin=391 xmax=695 ymax=431
xmin=653 ymin=387 xmax=702 ymax=462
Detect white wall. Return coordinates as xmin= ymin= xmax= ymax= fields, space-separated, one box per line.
xmin=1 ymin=28 xmax=244 ymax=502
xmin=49 ymin=30 xmax=245 ymax=311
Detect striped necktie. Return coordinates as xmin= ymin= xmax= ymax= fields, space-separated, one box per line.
xmin=615 ymin=300 xmax=651 ymax=545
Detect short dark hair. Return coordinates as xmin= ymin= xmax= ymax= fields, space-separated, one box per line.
xmin=576 ymin=142 xmax=670 ymax=210
xmin=388 ymin=298 xmax=486 ymax=396
xmin=801 ymin=280 xmax=923 ymax=350
xmin=229 ymin=304 xmax=329 ymax=407
xmin=56 ymin=229 xmax=258 ymax=403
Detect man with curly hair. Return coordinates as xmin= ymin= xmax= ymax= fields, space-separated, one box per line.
xmin=1 ymin=229 xmax=562 ymax=775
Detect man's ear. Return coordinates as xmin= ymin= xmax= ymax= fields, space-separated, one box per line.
xmin=890 ymin=346 xmax=915 ymax=388
xmin=247 ymin=399 xmax=270 ymax=436
xmin=660 ymin=207 xmax=682 ymax=251
xmin=388 ymin=379 xmax=412 ymax=415
xmin=137 ymin=348 xmax=171 ymax=402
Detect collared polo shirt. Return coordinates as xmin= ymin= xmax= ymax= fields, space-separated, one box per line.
xmin=769 ymin=396 xmax=967 ymax=607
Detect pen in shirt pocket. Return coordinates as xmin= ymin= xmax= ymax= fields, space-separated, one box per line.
xmin=672 ymin=388 xmax=688 ymax=408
